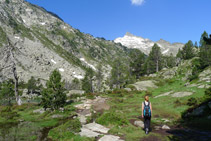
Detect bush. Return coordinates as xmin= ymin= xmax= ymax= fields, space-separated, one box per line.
xmin=48 ymin=119 xmax=88 ymax=140
xmin=204 ymin=87 xmax=211 ymax=101
xmin=174 ymin=99 xmax=182 ymax=107
xmin=0 ymin=106 xmax=19 ymax=120
xmin=187 ymin=97 xmax=197 ymax=107
xmin=96 ymin=111 xmax=128 ymax=126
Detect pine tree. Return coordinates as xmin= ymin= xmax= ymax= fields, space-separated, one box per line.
xmin=129 ymin=49 xmax=146 ymax=79
xmin=199 ymin=32 xmax=211 ymax=68
xmin=82 ymin=68 xmax=94 ymax=93
xmin=181 ymin=40 xmax=195 ymax=60
xmin=200 ymin=31 xmax=208 ymax=47
xmin=110 ymin=59 xmax=126 ymax=89
xmin=27 ymin=76 xmax=42 ymax=95
xmin=96 ymin=64 xmax=103 ymax=91
xmin=0 ymin=79 xmax=14 ymax=105
xmin=41 ymin=70 xmax=67 ymax=110
xmin=148 ymin=44 xmax=162 ymax=73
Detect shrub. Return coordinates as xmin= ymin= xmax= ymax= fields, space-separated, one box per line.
xmin=204 ymin=87 xmax=211 ymax=101
xmin=96 ymin=111 xmax=128 ymax=126
xmin=187 ymin=97 xmax=197 ymax=107
xmin=174 ymin=99 xmax=182 ymax=107
xmin=0 ymin=106 xmax=19 ymax=120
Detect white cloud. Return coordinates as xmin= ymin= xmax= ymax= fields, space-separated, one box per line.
xmin=131 ymin=0 xmax=145 ymax=6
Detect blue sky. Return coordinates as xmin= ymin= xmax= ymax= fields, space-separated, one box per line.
xmin=27 ymin=0 xmax=211 ymax=43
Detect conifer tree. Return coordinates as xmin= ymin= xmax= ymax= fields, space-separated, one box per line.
xmin=148 ymin=44 xmax=162 ymax=73
xmin=41 ymin=70 xmax=67 ymax=110
xmin=82 ymin=68 xmax=94 ymax=93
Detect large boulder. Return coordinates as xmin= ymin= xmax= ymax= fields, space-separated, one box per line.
xmin=171 ymin=92 xmax=193 ymax=97
xmin=199 ymin=67 xmax=211 ymax=83
xmin=134 ymin=120 xmax=144 ymax=128
xmin=131 ymin=80 xmax=158 ymax=91
xmin=159 ymin=67 xmax=177 ymax=79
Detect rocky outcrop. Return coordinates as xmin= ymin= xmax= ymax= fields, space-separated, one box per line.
xmin=131 ymin=80 xmax=158 ymax=91
xmin=0 ymin=0 xmax=131 ymax=91
xmin=171 ymin=92 xmax=193 ymax=97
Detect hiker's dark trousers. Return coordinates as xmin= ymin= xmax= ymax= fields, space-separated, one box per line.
xmin=144 ymin=116 xmax=151 ymax=130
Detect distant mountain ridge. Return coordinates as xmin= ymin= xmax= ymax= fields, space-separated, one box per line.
xmin=114 ymin=32 xmax=184 ymax=56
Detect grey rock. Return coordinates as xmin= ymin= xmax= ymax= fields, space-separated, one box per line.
xmin=131 ymin=80 xmax=158 ymax=91
xmin=79 ymin=128 xmax=101 ymax=138
xmin=124 ymin=88 xmax=132 ymax=92
xmin=155 ymin=91 xmax=173 ymax=98
xmin=51 ymin=114 xmax=64 ymax=119
xmin=171 ymin=92 xmax=193 ymax=97
xmin=162 ymin=125 xmax=170 ymax=130
xmin=83 ymin=123 xmax=109 ymax=134
xmin=33 ymin=108 xmax=45 ymax=114
xmin=134 ymin=121 xmax=144 ymax=128
xmin=67 ymin=90 xmax=85 ymax=97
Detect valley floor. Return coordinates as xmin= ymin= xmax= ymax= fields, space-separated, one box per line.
xmin=0 ymin=77 xmax=211 ymax=141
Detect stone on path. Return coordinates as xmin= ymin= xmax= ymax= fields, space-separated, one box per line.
xmin=171 ymin=92 xmax=193 ymax=97
xmin=78 ymin=114 xmax=87 ymax=125
xmin=155 ymin=91 xmax=174 ymax=98
xmin=79 ymin=128 xmax=101 ymax=138
xmin=83 ymin=123 xmax=109 ymax=134
xmin=162 ymin=125 xmax=170 ymax=130
xmin=99 ymin=135 xmax=124 ymax=141
xmin=134 ymin=121 xmax=144 ymax=128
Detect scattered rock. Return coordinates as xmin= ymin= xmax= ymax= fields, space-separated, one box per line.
xmin=124 ymin=88 xmax=131 ymax=92
xmin=184 ymin=82 xmax=190 ymax=86
xmin=33 ymin=108 xmax=45 ymax=114
xmin=154 ymin=126 xmax=161 ymax=130
xmin=161 ymin=118 xmax=170 ymax=123
xmin=79 ymin=128 xmax=101 ymax=138
xmin=198 ymin=85 xmax=206 ymax=89
xmin=149 ymin=74 xmax=157 ymax=77
xmin=162 ymin=125 xmax=170 ymax=130
xmin=99 ymin=135 xmax=124 ymax=141
xmin=66 ymin=90 xmax=85 ymax=97
xmin=155 ymin=91 xmax=174 ymax=98
xmin=131 ymin=80 xmax=158 ymax=91
xmin=187 ymin=83 xmax=198 ymax=87
xmin=171 ymin=92 xmax=193 ymax=97
xmin=51 ymin=114 xmax=64 ymax=119
xmin=78 ymin=114 xmax=87 ymax=125
xmin=134 ymin=121 xmax=144 ymax=128
xmin=83 ymin=123 xmax=109 ymax=134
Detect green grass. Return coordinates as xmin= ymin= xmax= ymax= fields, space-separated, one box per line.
xmin=99 ymin=76 xmax=208 ymax=140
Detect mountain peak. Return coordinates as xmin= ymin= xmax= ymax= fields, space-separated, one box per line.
xmin=125 ymin=32 xmax=135 ymax=37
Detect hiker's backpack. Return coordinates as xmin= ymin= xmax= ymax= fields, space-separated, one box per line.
xmin=143 ymin=101 xmax=151 ymax=117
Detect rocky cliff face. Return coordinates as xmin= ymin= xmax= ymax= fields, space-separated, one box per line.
xmin=114 ymin=32 xmax=184 ymax=56
xmin=0 ymin=0 xmax=130 ymax=87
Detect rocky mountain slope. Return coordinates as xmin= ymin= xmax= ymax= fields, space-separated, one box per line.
xmin=114 ymin=32 xmax=184 ymax=56
xmin=0 ymin=0 xmax=130 ymax=86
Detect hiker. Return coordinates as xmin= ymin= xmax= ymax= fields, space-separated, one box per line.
xmin=142 ymin=95 xmax=152 ymax=134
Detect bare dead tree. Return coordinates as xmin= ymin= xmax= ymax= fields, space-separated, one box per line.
xmin=0 ymin=37 xmax=22 ymax=105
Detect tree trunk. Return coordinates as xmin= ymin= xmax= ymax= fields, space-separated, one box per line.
xmin=12 ymin=64 xmax=22 ymax=105
xmin=156 ymin=60 xmax=159 ymax=73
